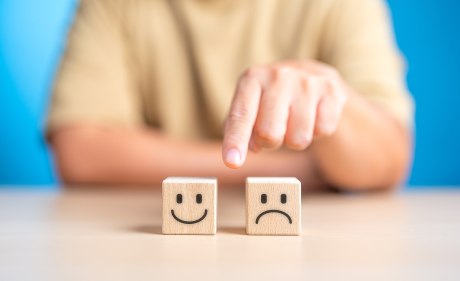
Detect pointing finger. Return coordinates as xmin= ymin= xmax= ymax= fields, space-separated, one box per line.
xmin=222 ymin=74 xmax=262 ymax=168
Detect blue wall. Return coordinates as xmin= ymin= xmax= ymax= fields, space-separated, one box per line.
xmin=0 ymin=1 xmax=459 ymax=187
xmin=0 ymin=0 xmax=76 ymax=187
xmin=387 ymin=0 xmax=460 ymax=186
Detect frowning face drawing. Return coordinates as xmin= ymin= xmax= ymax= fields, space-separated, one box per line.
xmin=254 ymin=192 xmax=293 ymax=225
xmin=246 ymin=177 xmax=301 ymax=235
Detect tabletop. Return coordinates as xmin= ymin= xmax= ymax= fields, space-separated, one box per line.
xmin=0 ymin=186 xmax=459 ymax=281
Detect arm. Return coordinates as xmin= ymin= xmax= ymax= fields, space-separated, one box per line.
xmin=221 ymin=60 xmax=411 ymax=191
xmin=50 ymin=125 xmax=323 ymax=188
xmin=311 ymin=85 xmax=411 ymax=191
xmin=47 ymin=1 xmax=322 ymax=188
xmin=221 ymin=0 xmax=413 ymax=191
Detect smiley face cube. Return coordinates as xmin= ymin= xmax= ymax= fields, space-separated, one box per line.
xmin=246 ymin=177 xmax=301 ymax=235
xmin=162 ymin=177 xmax=217 ymax=235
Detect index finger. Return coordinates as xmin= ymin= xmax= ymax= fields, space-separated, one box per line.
xmin=222 ymin=75 xmax=262 ymax=168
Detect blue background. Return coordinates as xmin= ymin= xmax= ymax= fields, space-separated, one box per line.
xmin=1 ymin=1 xmax=459 ymax=187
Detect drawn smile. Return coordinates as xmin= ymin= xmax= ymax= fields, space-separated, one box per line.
xmin=255 ymin=209 xmax=292 ymax=224
xmin=171 ymin=209 xmax=208 ymax=224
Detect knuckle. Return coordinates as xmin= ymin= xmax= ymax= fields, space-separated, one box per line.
xmin=227 ymin=108 xmax=251 ymax=123
xmin=238 ymin=75 xmax=253 ymax=89
xmin=286 ymin=136 xmax=312 ymax=150
xmin=254 ymin=127 xmax=283 ymax=147
xmin=335 ymin=88 xmax=348 ymax=105
xmin=326 ymin=81 xmax=347 ymax=104
xmin=299 ymin=76 xmax=310 ymax=93
xmin=272 ymin=66 xmax=293 ymax=82
xmin=316 ymin=122 xmax=336 ymax=137
xmin=241 ymin=66 xmax=263 ymax=82
xmin=303 ymin=76 xmax=322 ymax=98
xmin=322 ymin=126 xmax=335 ymax=136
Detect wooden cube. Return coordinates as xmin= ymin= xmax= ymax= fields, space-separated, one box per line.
xmin=246 ymin=177 xmax=301 ymax=235
xmin=162 ymin=177 xmax=217 ymax=235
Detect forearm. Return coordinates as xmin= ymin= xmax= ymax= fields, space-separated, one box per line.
xmin=311 ymin=88 xmax=412 ymax=191
xmin=50 ymin=125 xmax=322 ymax=187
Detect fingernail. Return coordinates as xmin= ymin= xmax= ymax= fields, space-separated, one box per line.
xmin=225 ymin=148 xmax=241 ymax=167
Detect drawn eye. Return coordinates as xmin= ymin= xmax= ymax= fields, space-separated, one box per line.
xmin=281 ymin=194 xmax=287 ymax=204
xmin=176 ymin=194 xmax=183 ymax=204
xmin=261 ymin=194 xmax=267 ymax=204
xmin=196 ymin=193 xmax=202 ymax=204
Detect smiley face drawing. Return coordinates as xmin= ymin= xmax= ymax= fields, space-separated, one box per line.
xmin=246 ymin=177 xmax=301 ymax=235
xmin=162 ymin=177 xmax=217 ymax=235
xmin=170 ymin=192 xmax=208 ymax=224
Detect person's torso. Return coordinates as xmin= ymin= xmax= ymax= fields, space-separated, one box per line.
xmin=123 ymin=0 xmax=331 ymax=139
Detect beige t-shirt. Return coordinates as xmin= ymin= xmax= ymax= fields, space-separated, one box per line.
xmin=47 ymin=0 xmax=413 ymax=139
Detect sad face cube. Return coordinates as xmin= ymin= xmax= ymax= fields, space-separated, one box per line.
xmin=162 ymin=177 xmax=217 ymax=235
xmin=246 ymin=177 xmax=301 ymax=235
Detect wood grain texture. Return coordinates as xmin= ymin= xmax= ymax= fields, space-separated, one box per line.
xmin=162 ymin=177 xmax=217 ymax=234
xmin=246 ymin=177 xmax=301 ymax=235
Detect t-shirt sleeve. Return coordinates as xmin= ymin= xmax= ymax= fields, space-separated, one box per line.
xmin=46 ymin=0 xmax=142 ymax=134
xmin=320 ymin=0 xmax=414 ymax=127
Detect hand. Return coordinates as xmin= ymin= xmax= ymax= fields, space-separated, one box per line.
xmin=222 ymin=60 xmax=348 ymax=168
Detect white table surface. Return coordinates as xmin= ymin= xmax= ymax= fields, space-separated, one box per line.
xmin=0 ymin=186 xmax=459 ymax=281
